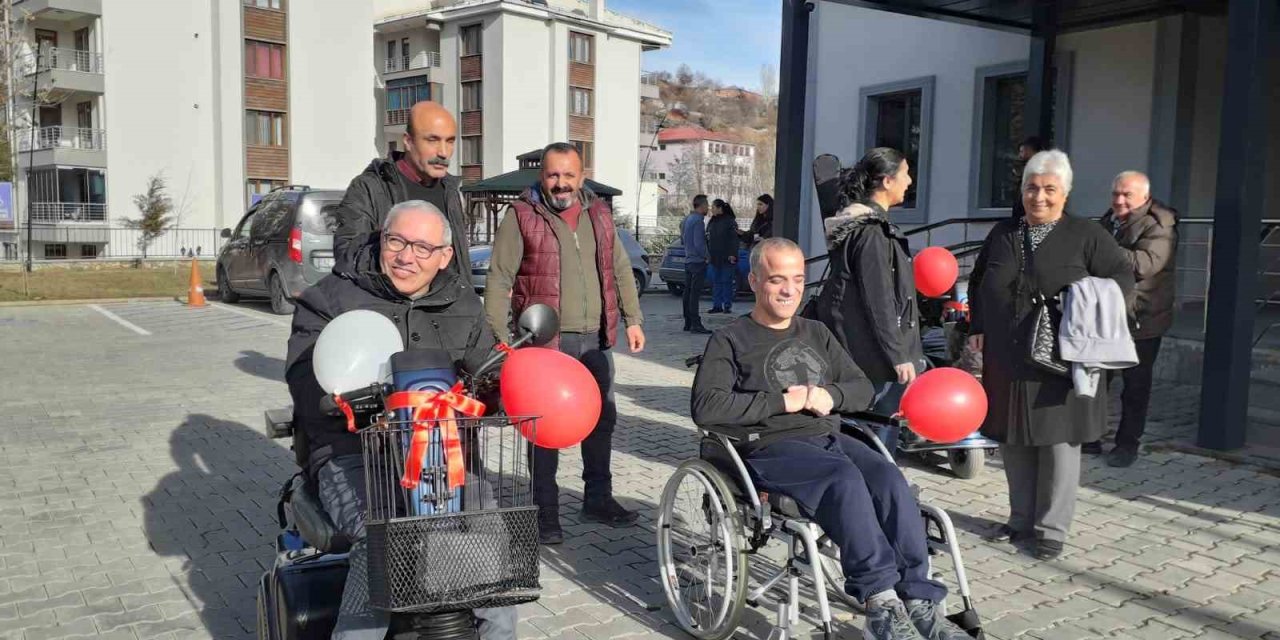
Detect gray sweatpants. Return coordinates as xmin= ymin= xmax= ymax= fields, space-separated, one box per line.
xmin=317 ymin=454 xmax=517 ymax=640
xmin=999 ymin=442 xmax=1081 ymax=543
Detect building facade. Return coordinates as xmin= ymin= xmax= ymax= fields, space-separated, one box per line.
xmin=373 ymin=0 xmax=670 ymax=227
xmin=646 ymin=125 xmax=755 ymax=214
xmin=2 ymin=0 xmax=378 ymax=261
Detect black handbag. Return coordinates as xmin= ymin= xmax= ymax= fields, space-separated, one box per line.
xmin=1022 ymin=227 xmax=1071 ymax=377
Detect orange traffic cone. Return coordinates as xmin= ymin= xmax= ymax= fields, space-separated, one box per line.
xmin=186 ymin=257 xmax=207 ymax=308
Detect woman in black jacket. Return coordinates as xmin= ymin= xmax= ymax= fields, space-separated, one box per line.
xmin=706 ymin=199 xmax=741 ymax=314
xmin=813 ymin=148 xmax=925 ymax=453
xmin=968 ymin=150 xmax=1133 ymax=560
xmin=742 ymin=194 xmax=773 ymax=245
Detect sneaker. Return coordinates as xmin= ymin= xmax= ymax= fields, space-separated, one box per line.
xmin=537 ymin=514 xmax=564 ymax=546
xmin=706 ymin=307 xmax=723 ymax=314
xmin=689 ymin=326 xmax=712 ymax=335
xmin=1107 ymin=446 xmax=1139 ymax=468
xmin=905 ymin=599 xmax=970 ymax=640
xmin=1082 ymin=441 xmax=1103 ymax=455
xmin=582 ymin=497 xmax=639 ymax=527
xmin=863 ymin=599 xmax=927 ymax=640
xmin=987 ymin=524 xmax=1033 ymax=544
xmin=1035 ymin=539 xmax=1064 ymax=560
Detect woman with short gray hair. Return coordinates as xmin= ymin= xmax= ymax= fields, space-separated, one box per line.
xmin=966 ymin=150 xmax=1133 ymax=560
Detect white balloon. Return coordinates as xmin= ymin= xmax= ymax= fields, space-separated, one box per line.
xmin=313 ymin=310 xmax=405 ymax=394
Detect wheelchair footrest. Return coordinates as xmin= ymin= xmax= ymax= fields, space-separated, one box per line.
xmin=947 ymin=607 xmax=985 ymax=639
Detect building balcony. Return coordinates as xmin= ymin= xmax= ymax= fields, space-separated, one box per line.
xmin=17 ymin=126 xmax=106 ymax=168
xmin=23 ymin=47 xmax=105 ymax=97
xmin=384 ymin=51 xmax=440 ymax=74
xmin=641 ymin=72 xmax=660 ymax=100
xmin=385 ymin=108 xmax=411 ymax=127
xmin=30 ymin=202 xmax=106 ymax=224
xmin=13 ymin=0 xmax=101 ymax=19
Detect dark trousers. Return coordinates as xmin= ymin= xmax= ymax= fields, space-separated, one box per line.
xmin=531 ymin=332 xmax=617 ymax=518
xmin=682 ymin=263 xmax=707 ymax=329
xmin=743 ymin=433 xmax=947 ymax=604
xmin=869 ymin=381 xmax=906 ymax=458
xmin=1108 ymin=336 xmax=1162 ymax=450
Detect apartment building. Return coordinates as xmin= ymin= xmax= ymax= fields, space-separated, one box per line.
xmin=373 ymin=0 xmax=670 ymax=223
xmin=645 ymin=125 xmax=756 ymax=212
xmin=2 ymin=0 xmax=377 ymax=260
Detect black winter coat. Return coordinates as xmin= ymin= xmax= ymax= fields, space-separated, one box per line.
xmin=285 ymin=235 xmax=496 ymax=467
xmin=707 ymin=213 xmax=741 ymax=266
xmin=332 ymin=152 xmax=472 ymax=283
xmin=814 ymin=204 xmax=925 ymax=386
xmin=969 ymin=215 xmax=1134 ymax=446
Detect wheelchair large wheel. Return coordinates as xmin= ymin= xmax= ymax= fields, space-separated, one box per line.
xmin=657 ymin=460 xmax=749 ymax=640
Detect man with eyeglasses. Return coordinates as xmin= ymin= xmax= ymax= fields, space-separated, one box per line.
xmin=332 ymin=100 xmax=473 ymax=282
xmin=285 ymin=200 xmax=515 ymax=639
xmin=484 ymin=142 xmax=645 ymax=545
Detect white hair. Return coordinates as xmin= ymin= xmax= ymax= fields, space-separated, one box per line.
xmin=383 ymin=200 xmax=452 ymax=246
xmin=1112 ymin=171 xmax=1151 ymax=193
xmin=1022 ymin=149 xmax=1074 ymax=194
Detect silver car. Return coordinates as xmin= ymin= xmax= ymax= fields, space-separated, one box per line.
xmin=470 ymin=230 xmax=650 ymax=295
xmin=216 ymin=186 xmax=343 ymax=314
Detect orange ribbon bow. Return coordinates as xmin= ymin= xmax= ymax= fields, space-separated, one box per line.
xmin=384 ymin=382 xmax=486 ymax=491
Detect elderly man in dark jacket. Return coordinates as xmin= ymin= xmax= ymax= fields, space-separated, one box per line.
xmin=332 ymin=101 xmax=472 ymax=282
xmin=285 ymin=201 xmax=512 ymax=639
xmin=1083 ymin=171 xmax=1178 ymax=467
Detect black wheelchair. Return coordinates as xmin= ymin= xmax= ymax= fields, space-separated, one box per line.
xmin=655 ymin=359 xmax=985 ymax=640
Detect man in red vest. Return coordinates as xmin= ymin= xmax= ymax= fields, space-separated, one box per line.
xmin=485 ymin=142 xmax=646 ymax=545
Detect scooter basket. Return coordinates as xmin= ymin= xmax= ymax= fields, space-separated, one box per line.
xmin=360 ymin=415 xmax=540 ymax=613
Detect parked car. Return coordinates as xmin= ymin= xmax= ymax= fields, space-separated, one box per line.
xmin=470 ymin=230 xmax=650 ymax=296
xmin=658 ymin=242 xmax=751 ymax=296
xmin=216 ymin=185 xmax=343 ymax=315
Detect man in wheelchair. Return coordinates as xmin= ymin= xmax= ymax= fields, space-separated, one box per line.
xmin=691 ymin=238 xmax=968 ymax=640
xmin=285 ymin=201 xmax=514 ymax=639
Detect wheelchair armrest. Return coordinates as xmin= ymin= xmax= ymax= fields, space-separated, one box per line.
xmin=846 ymin=410 xmax=905 ymax=428
xmin=697 ymin=424 xmax=758 ymax=443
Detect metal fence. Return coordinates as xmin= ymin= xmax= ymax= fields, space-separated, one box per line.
xmin=1 ymin=227 xmax=225 ymax=262
xmin=17 ymin=126 xmax=107 ymax=152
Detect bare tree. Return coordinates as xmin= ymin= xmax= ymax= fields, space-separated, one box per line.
xmin=759 ymin=63 xmax=778 ymax=103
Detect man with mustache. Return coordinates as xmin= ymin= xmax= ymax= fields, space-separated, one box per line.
xmin=332 ymin=101 xmax=472 ymax=282
xmin=484 ymin=142 xmax=646 ymax=545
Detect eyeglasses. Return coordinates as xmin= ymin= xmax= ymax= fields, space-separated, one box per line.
xmin=383 ymin=233 xmax=445 ymax=259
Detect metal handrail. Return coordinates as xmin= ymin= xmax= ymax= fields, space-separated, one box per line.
xmin=17 ymin=126 xmax=106 ymax=152
xmin=384 ymin=51 xmax=441 ymax=73
xmin=34 ymin=47 xmax=104 ymax=74
xmin=31 ymin=202 xmax=107 ymax=223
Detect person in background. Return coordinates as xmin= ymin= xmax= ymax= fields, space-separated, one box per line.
xmin=743 ymin=193 xmax=774 ymax=245
xmin=968 ymin=150 xmax=1133 ymax=560
xmin=1082 ymin=171 xmax=1178 ymax=467
xmin=812 ymin=147 xmax=926 ymax=456
xmin=1010 ymin=136 xmax=1045 ymax=220
xmin=707 ymin=199 xmax=741 ymax=315
xmin=681 ymin=195 xmax=711 ymax=334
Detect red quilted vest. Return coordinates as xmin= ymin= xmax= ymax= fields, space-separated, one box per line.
xmin=510 ymin=196 xmax=620 ymax=349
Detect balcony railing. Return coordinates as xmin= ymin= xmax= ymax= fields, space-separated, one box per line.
xmin=34 ymin=47 xmax=104 ymax=74
xmin=17 ymin=126 xmax=106 ymax=152
xmin=385 ymin=108 xmax=410 ymax=126
xmin=384 ymin=51 xmax=441 ymax=73
xmin=640 ymin=71 xmax=659 ymax=85
xmin=31 ymin=202 xmax=107 ymax=223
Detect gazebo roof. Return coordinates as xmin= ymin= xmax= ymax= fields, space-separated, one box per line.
xmin=459 ymin=149 xmax=623 ymax=197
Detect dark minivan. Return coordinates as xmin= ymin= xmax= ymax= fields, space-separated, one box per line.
xmin=217 ymin=186 xmax=342 ymax=315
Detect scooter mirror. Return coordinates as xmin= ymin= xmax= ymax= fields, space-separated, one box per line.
xmin=517 ymin=304 xmax=559 ymax=347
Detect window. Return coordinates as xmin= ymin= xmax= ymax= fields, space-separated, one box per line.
xmin=402 ymin=38 xmax=410 ymax=60
xmin=570 ymin=87 xmax=592 ymax=117
xmin=569 ymin=32 xmax=593 ymax=64
xmin=44 ymin=244 xmax=67 ymax=259
xmin=461 ymin=24 xmax=482 ymax=56
xmin=245 ymin=40 xmax=285 ymax=80
xmin=572 ymin=140 xmax=593 ymax=169
xmin=387 ymin=140 xmax=397 ymax=156
xmin=461 ymin=136 xmax=482 ymax=165
xmin=971 ymin=59 xmax=1071 ymax=214
xmin=386 ymin=76 xmax=433 ymax=111
xmin=461 ymin=81 xmax=482 ymax=111
xmin=245 ymin=0 xmax=283 ymax=8
xmin=80 ymin=244 xmax=99 ymax=259
xmin=245 ymin=110 xmax=286 ymax=146
xmin=386 ymin=40 xmax=396 ymax=64
xmin=859 ymin=76 xmax=935 ymax=222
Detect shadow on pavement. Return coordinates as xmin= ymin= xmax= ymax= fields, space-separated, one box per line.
xmin=142 ymin=413 xmax=289 ymax=639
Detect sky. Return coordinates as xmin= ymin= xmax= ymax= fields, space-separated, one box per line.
xmin=607 ymin=0 xmax=782 ymax=92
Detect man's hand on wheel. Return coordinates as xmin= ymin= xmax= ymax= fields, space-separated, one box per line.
xmin=626 ymin=325 xmax=645 ymax=353
xmin=783 ymin=385 xmax=809 ymax=413
xmin=804 ymin=386 xmax=834 ymax=416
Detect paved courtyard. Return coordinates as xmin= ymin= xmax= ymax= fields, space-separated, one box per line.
xmin=1 ymin=293 xmax=1278 ymax=640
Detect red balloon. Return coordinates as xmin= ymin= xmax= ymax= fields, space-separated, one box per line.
xmin=500 ymin=347 xmax=602 ymax=449
xmin=899 ymin=367 xmax=987 ymax=444
xmin=914 ymin=247 xmax=959 ymax=298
